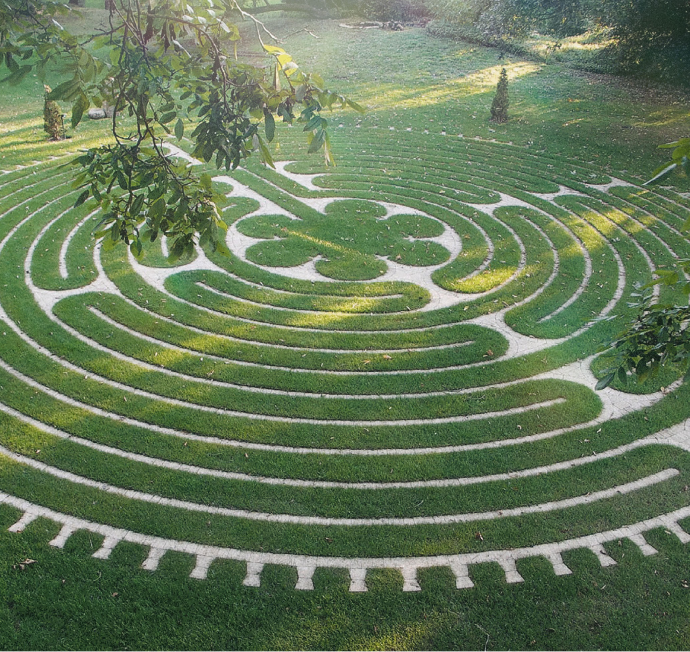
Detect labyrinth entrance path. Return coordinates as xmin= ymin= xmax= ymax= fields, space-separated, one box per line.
xmin=1 ymin=128 xmax=690 ymax=593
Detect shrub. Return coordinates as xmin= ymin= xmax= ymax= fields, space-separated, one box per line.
xmin=604 ymin=0 xmax=690 ymax=85
xmin=427 ymin=0 xmax=601 ymax=40
xmin=490 ymin=67 xmax=509 ymax=123
xmin=43 ymin=86 xmax=65 ymax=141
xmin=360 ymin=0 xmax=430 ymax=23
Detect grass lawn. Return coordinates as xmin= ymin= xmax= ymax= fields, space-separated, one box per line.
xmin=1 ymin=7 xmax=690 ymax=650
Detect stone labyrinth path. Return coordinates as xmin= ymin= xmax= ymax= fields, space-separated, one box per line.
xmin=1 ymin=129 xmax=690 ymax=592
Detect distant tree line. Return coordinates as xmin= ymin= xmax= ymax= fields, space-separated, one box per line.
xmin=270 ymin=0 xmax=687 ymax=84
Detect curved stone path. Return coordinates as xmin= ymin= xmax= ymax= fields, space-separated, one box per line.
xmin=1 ymin=131 xmax=689 ymax=592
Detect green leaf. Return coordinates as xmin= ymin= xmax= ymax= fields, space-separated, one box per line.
xmin=149 ymin=197 xmax=165 ymax=220
xmin=323 ymin=131 xmax=335 ymax=167
xmin=129 ymin=238 xmax=144 ymax=261
xmin=131 ymin=193 xmax=145 ymax=217
xmin=1 ymin=65 xmax=31 ymax=85
xmin=280 ymin=111 xmax=293 ymax=124
xmin=5 ymin=52 xmax=18 ymax=72
xmin=102 ymin=235 xmax=119 ymax=252
xmin=74 ymin=188 xmax=90 ymax=208
xmin=303 ymin=114 xmax=323 ymax=132
xmin=199 ymin=173 xmax=213 ymax=190
xmin=595 ymin=373 xmax=615 ymax=390
xmin=175 ymin=118 xmax=184 ymax=140
xmin=47 ymin=78 xmax=78 ymax=101
xmin=308 ymin=128 xmax=326 ymax=154
xmin=214 ymin=238 xmax=231 ymax=257
xmin=346 ymin=99 xmax=366 ymax=113
xmin=643 ymin=162 xmax=677 ymax=186
xmin=139 ymin=226 xmax=153 ymax=243
xmin=257 ymin=136 xmax=274 ymax=168
xmin=160 ymin=111 xmax=177 ymax=124
xmin=264 ymin=110 xmax=275 ymax=142
xmin=659 ymin=138 xmax=690 ymax=149
xmin=71 ymin=93 xmax=89 ymax=129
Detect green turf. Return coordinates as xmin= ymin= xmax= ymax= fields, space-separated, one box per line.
xmin=1 ymin=11 xmax=690 ymax=651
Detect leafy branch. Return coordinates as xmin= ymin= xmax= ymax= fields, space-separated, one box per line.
xmin=643 ymin=138 xmax=690 ymax=186
xmin=597 ymin=226 xmax=690 ymax=389
xmin=0 ymin=0 xmax=364 ymax=259
xmin=596 ymin=282 xmax=690 ymax=390
xmin=596 ymin=123 xmax=690 ymax=389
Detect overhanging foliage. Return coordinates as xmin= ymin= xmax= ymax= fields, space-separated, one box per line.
xmin=0 ymin=0 xmax=363 ymax=259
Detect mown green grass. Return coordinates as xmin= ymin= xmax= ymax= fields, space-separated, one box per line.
xmin=2 ymin=513 xmax=689 ymax=650
xmin=1 ymin=10 xmax=690 ymax=651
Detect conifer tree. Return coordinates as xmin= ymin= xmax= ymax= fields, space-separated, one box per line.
xmin=43 ymin=86 xmax=65 ymax=141
xmin=490 ymin=68 xmax=509 ymax=123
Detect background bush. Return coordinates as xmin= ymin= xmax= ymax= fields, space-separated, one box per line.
xmin=425 ymin=0 xmax=690 ymax=86
xmin=359 ymin=0 xmax=430 ymax=23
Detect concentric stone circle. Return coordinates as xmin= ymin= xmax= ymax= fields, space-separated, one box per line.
xmin=1 ymin=130 xmax=690 ymax=592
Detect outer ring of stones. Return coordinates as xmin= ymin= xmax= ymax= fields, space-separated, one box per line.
xmin=4 ymin=493 xmax=690 ymax=592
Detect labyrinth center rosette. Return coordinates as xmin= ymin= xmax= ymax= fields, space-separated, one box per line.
xmin=1 ymin=131 xmax=690 ymax=591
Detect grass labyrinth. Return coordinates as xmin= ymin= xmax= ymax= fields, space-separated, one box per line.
xmin=1 ymin=123 xmax=690 ymax=595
